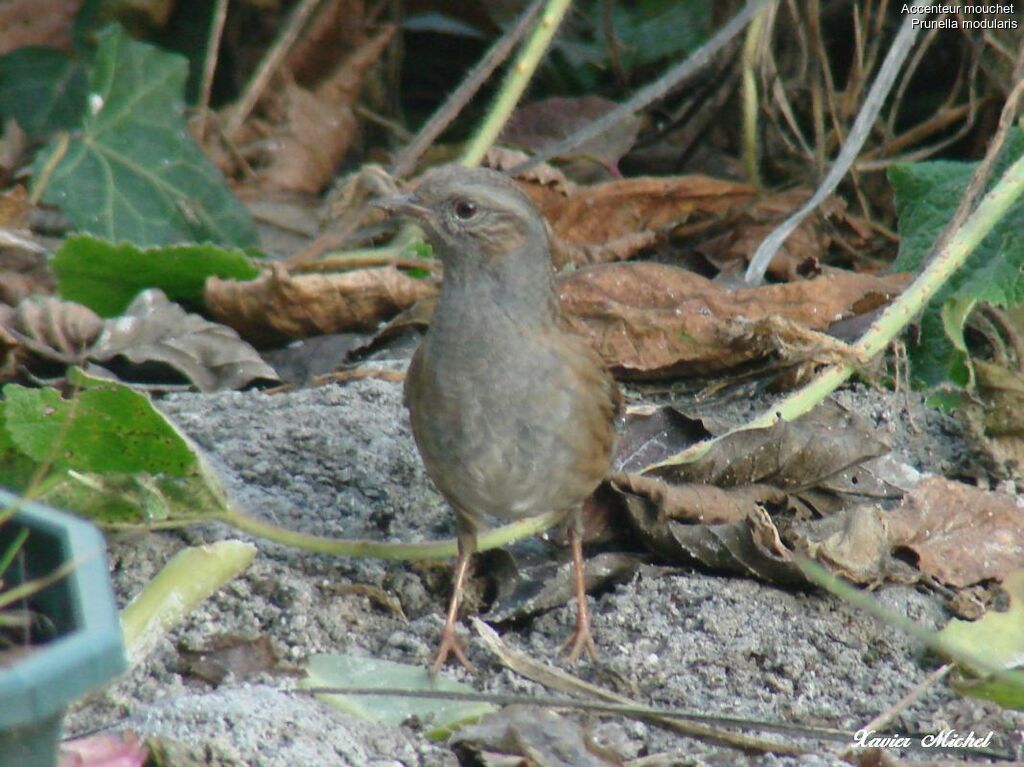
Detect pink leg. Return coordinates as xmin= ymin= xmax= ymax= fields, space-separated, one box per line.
xmin=431 ymin=529 xmax=477 ymax=674
xmin=561 ymin=523 xmax=596 ymax=662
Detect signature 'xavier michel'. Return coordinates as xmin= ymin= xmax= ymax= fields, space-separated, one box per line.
xmin=378 ymin=165 xmax=619 ymax=672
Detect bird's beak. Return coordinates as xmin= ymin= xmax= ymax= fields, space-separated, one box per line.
xmin=373 ymin=193 xmax=431 ymax=220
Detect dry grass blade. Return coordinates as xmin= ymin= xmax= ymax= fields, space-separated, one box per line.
xmin=469 ymin=618 xmax=814 ymax=755
xmin=509 ymin=0 xmax=773 ymax=175
xmin=744 ymin=0 xmax=938 ymax=285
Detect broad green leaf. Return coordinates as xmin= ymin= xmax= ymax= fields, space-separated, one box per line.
xmin=938 ymin=570 xmax=1024 ymax=710
xmin=34 ymin=470 xmax=228 ymax=525
xmin=0 ymin=402 xmax=38 ymax=492
xmin=53 ymin=235 xmax=260 ymax=316
xmin=305 ymin=654 xmax=497 ymax=740
xmin=33 ymin=25 xmax=258 ymax=248
xmin=2 ymin=379 xmax=196 ymax=476
xmin=1 ymin=370 xmax=230 ymax=525
xmin=889 ymin=129 xmax=1024 ymax=387
xmin=0 ymin=47 xmax=88 ymax=136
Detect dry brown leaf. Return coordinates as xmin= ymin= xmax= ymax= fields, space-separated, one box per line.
xmin=285 ymin=0 xmax=367 ymax=85
xmin=535 ymin=175 xmax=756 ymax=245
xmin=91 ymin=289 xmax=279 ymax=392
xmin=796 ymin=477 xmax=1024 ymax=588
xmin=248 ymin=26 xmax=394 ymax=194
xmin=886 ymin=477 xmax=1024 ymax=588
xmin=0 ymin=185 xmax=30 ymax=229
xmin=550 ymin=230 xmax=659 ymax=269
xmin=205 ymin=262 xmax=437 ymax=346
xmin=500 ymin=95 xmax=641 ymax=177
xmin=696 ymin=188 xmax=834 ymax=281
xmin=178 ymin=633 xmax=280 ymax=686
xmin=483 ymin=146 xmax=574 ymax=195
xmin=558 ymin=262 xmax=909 ymax=377
xmin=0 ymin=0 xmax=79 ymax=53
xmin=450 ymin=706 xmax=621 ymax=767
xmin=3 ymin=295 xmax=103 ymax=357
xmin=613 ymin=473 xmax=785 ymax=525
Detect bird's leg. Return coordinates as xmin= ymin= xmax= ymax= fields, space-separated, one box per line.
xmin=431 ymin=526 xmax=477 ymax=674
xmin=561 ymin=510 xmax=596 ymax=662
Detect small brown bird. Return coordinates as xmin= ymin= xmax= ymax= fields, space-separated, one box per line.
xmin=378 ymin=165 xmax=618 ymax=672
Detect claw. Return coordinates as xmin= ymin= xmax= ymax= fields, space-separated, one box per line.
xmin=431 ymin=624 xmax=477 ymax=675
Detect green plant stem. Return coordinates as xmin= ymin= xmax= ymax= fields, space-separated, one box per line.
xmin=741 ymin=3 xmax=769 ymax=189
xmin=798 ymin=558 xmax=1023 ymax=686
xmin=460 ymin=0 xmax=574 ymax=167
xmin=649 ymin=151 xmax=1024 ymax=470
xmin=218 ymin=505 xmax=564 ymax=560
xmin=121 ymin=540 xmax=256 ymax=667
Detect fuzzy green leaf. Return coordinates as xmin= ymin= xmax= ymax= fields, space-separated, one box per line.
xmin=889 ymin=129 xmax=1024 ymax=386
xmin=2 ymin=377 xmax=196 ymax=476
xmin=32 ymin=25 xmax=257 ymax=248
xmin=53 ymin=234 xmax=260 ymax=316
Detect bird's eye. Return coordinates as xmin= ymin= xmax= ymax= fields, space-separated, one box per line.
xmin=453 ymin=200 xmax=478 ymax=220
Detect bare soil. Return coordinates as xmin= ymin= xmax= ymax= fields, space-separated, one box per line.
xmin=67 ymin=365 xmax=1024 ymax=766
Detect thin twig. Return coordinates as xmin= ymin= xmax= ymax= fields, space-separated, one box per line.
xmin=509 ymin=0 xmax=772 ymax=175
xmin=355 ymin=104 xmax=412 ymax=142
xmin=741 ymin=2 xmax=770 ymax=188
xmin=389 ymin=0 xmax=544 ymax=178
xmin=0 ymin=228 xmax=44 ymax=254
xmin=306 ymin=686 xmax=853 ymax=743
xmin=224 ymin=0 xmax=324 ymax=137
xmin=470 ymin=618 xmax=811 ymax=755
xmin=197 ymin=0 xmax=229 ymax=142
xmin=460 ymin=0 xmax=574 ymax=167
xmin=744 ymin=0 xmax=937 ymax=285
xmin=649 ymin=108 xmax=1024 ymax=470
xmin=855 ymin=663 xmax=953 ymax=738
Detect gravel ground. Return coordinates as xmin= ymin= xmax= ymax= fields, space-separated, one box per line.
xmin=66 ymin=375 xmax=1024 ymax=766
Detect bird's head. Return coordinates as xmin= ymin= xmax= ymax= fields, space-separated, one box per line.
xmin=376 ymin=165 xmax=547 ymax=266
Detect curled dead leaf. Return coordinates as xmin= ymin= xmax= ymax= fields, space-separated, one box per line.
xmin=613 ymin=472 xmax=786 ymax=525
xmin=205 ymin=263 xmax=437 ymax=346
xmin=483 ymin=146 xmax=574 ymax=195
xmin=696 ymin=188 xmax=835 ymax=282
xmin=231 ymin=26 xmax=394 ymax=194
xmin=451 ymin=706 xmax=622 ymax=767
xmin=536 ymin=175 xmax=756 ymax=246
xmin=558 ymin=262 xmax=909 ymax=377
xmin=886 ymin=477 xmax=1024 ymax=588
xmin=2 ymin=296 xmax=103 ymax=357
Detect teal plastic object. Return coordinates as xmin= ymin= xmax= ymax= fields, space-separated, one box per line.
xmin=0 ymin=490 xmax=127 ymax=767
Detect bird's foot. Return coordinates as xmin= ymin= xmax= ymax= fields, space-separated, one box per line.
xmin=560 ymin=621 xmax=597 ymax=662
xmin=430 ymin=624 xmax=477 ymax=675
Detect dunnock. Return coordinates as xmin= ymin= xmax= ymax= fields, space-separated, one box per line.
xmin=378 ymin=165 xmax=619 ymax=672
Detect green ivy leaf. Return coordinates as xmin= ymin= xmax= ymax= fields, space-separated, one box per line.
xmin=32 ymin=25 xmax=258 ymax=248
xmin=0 ymin=47 xmax=88 ymax=136
xmin=889 ymin=128 xmax=1024 ymax=387
xmin=1 ymin=370 xmax=231 ymax=525
xmin=3 ymin=378 xmax=196 ymax=476
xmin=0 ymin=402 xmax=38 ymax=493
xmin=53 ymin=234 xmax=260 ymax=316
